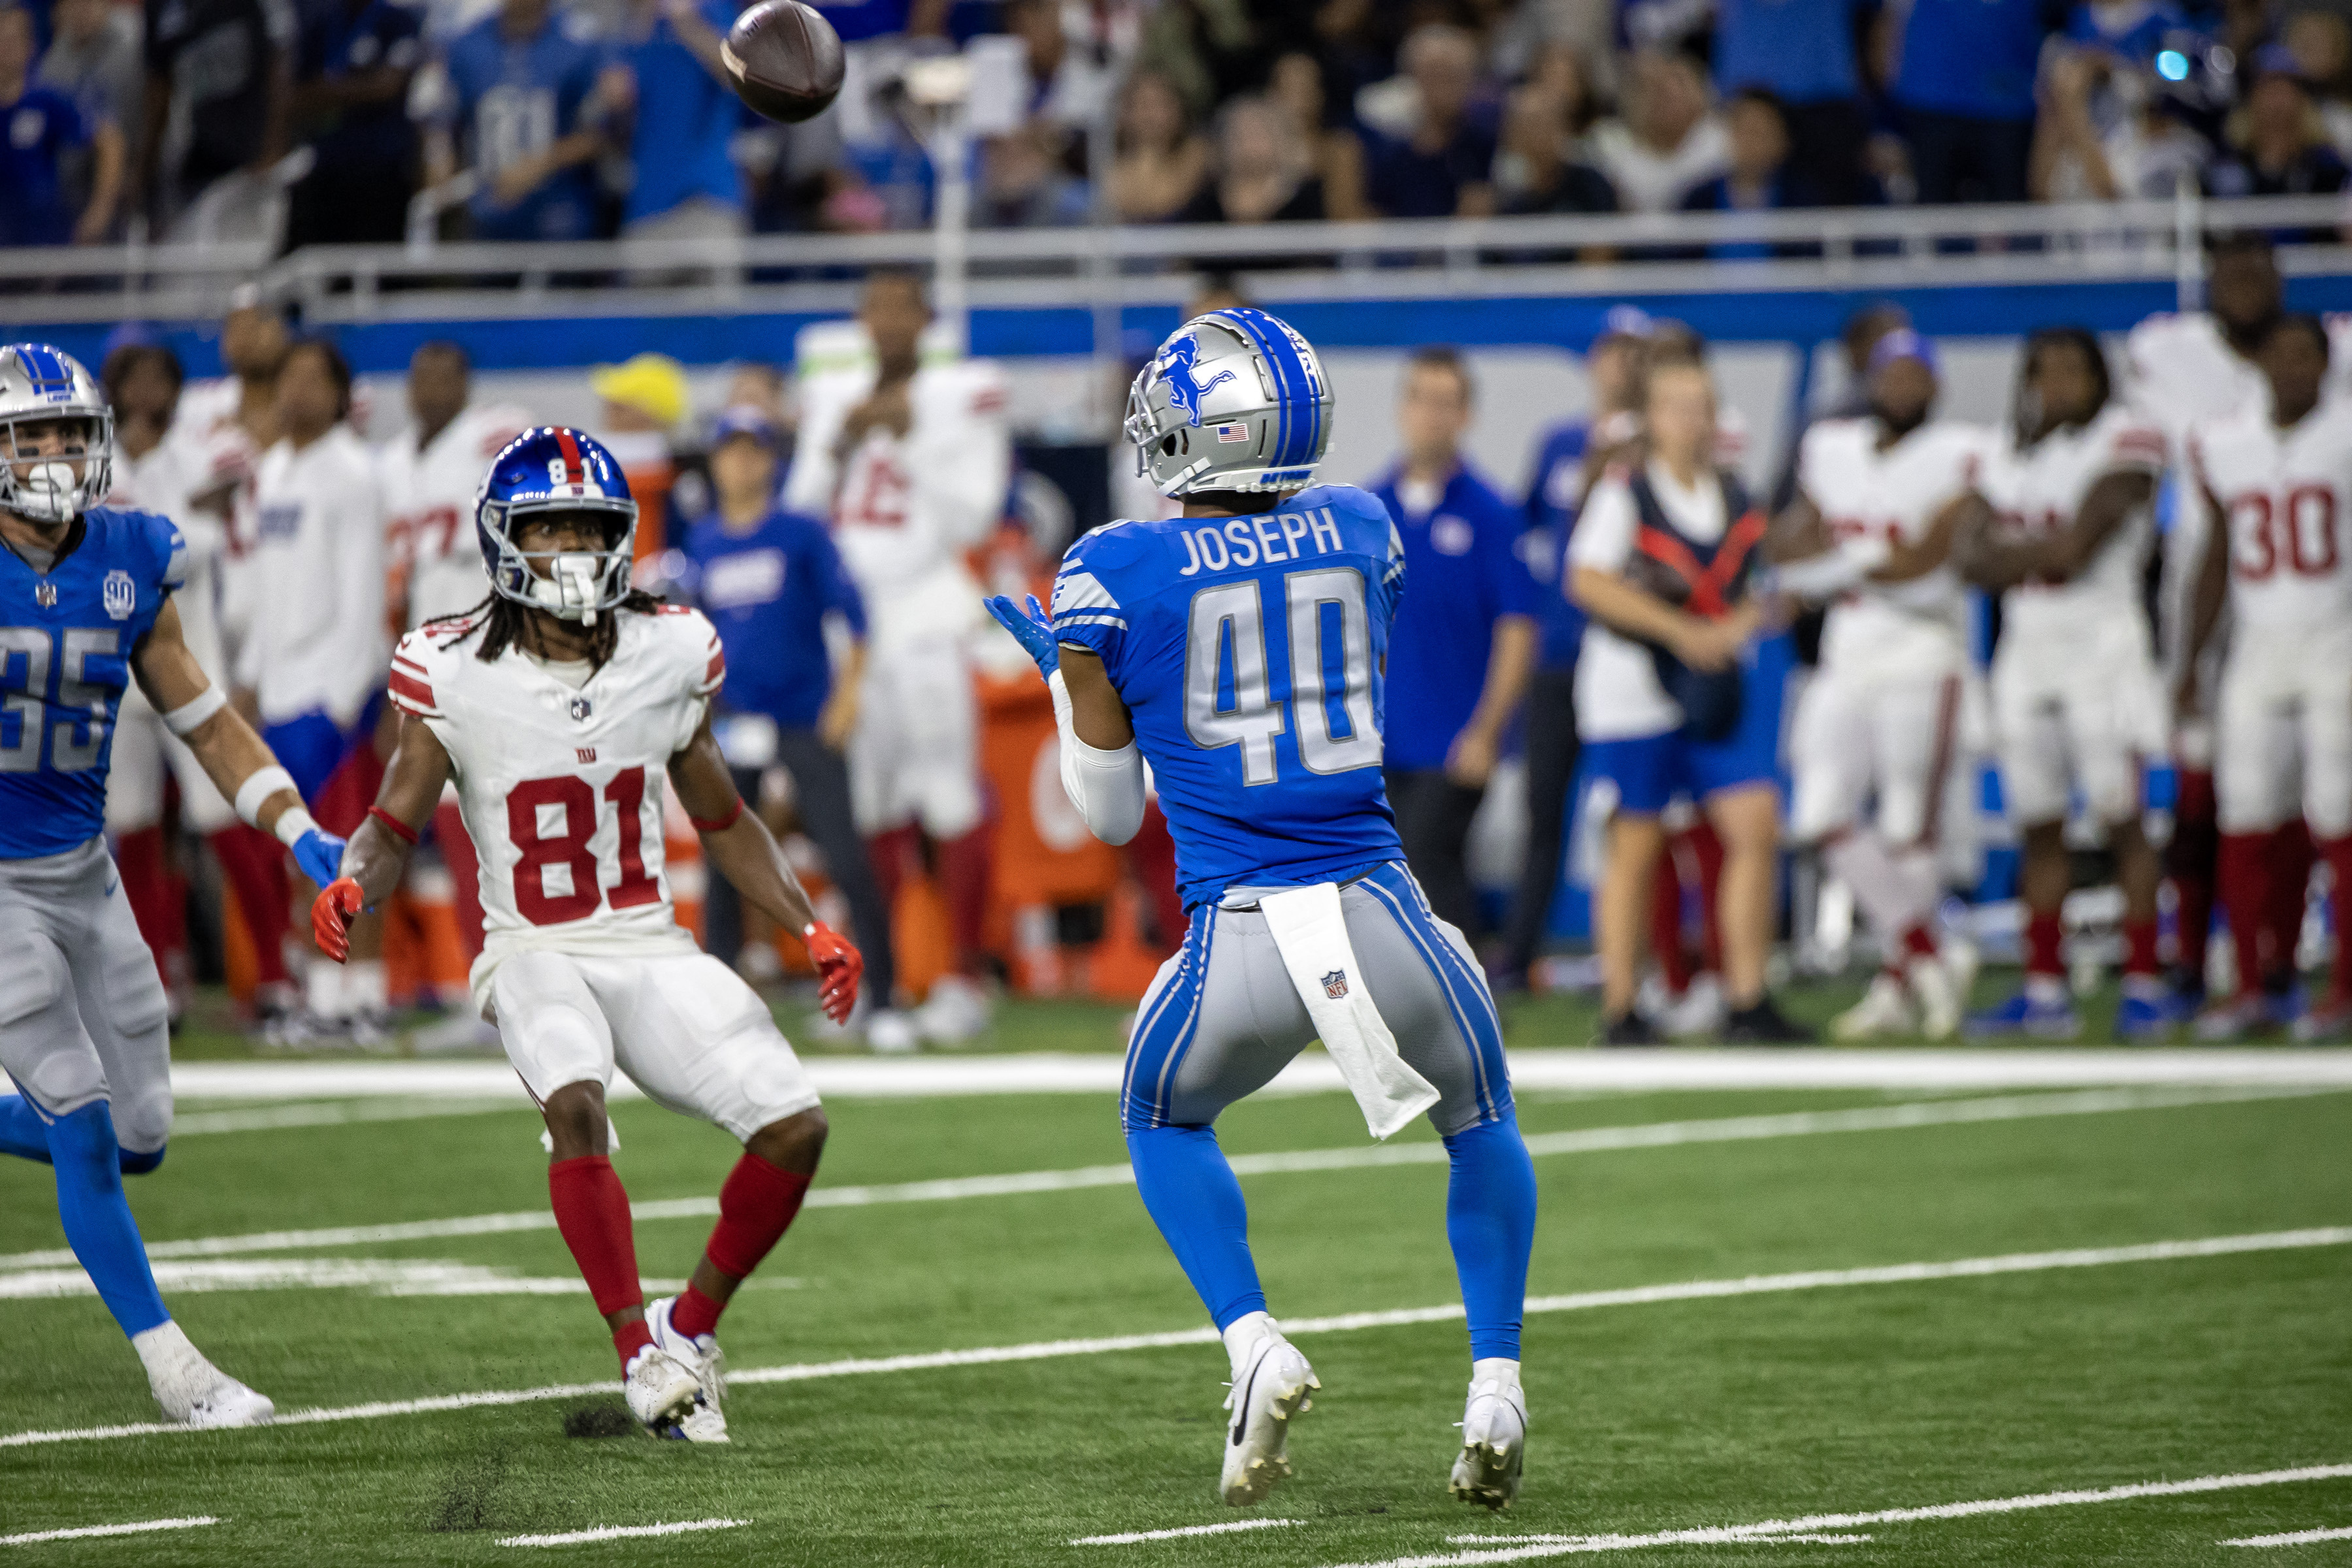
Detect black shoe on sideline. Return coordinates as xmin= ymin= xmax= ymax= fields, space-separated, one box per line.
xmin=1597 ymin=1011 xmax=1661 ymax=1047
xmin=1722 ymin=995 xmax=1812 ymax=1045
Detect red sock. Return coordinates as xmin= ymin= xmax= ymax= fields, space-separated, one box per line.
xmin=115 ymin=826 xmax=186 ymax=973
xmin=210 ymin=825 xmax=291 ymax=985
xmin=2122 ymin=917 xmax=2161 ymax=979
xmin=1690 ymin=821 xmax=1726 ymax=975
xmin=613 ymin=1319 xmax=653 ymax=1366
xmin=2024 ymin=909 xmax=2065 ymax=979
xmin=2268 ymin=821 xmax=2315 ymax=983
xmin=676 ymin=1153 xmax=811 ymax=1338
xmin=865 ymin=824 xmax=920 ymax=918
xmin=2217 ymin=832 xmax=2274 ymax=1001
xmin=2169 ymin=770 xmax=2217 ymax=983
xmin=2323 ymin=836 xmax=2352 ymax=1007
xmin=1902 ymin=924 xmax=1940 ymax=961
xmin=548 ymin=1156 xmax=645 ymax=1362
xmin=1652 ymin=843 xmax=1693 ymax=993
xmin=936 ymin=825 xmax=993 ymax=968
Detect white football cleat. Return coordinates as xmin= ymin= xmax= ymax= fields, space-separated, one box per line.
xmin=865 ymin=1007 xmax=920 ymax=1055
xmin=1829 ymin=972 xmax=1913 ymax=1041
xmin=914 ymin=975 xmax=990 ymax=1046
xmin=1220 ymin=1332 xmax=1318 ymax=1505
xmin=133 ymin=1322 xmax=274 ymax=1429
xmin=1449 ymin=1361 xmax=1527 ymax=1510
xmin=622 ymin=1342 xmax=702 ymax=1434
xmin=644 ymin=1296 xmax=728 ymax=1443
xmin=1907 ymin=951 xmax=1965 ymax=1040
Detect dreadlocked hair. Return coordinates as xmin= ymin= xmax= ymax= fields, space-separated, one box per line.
xmin=431 ymin=589 xmax=668 ymax=669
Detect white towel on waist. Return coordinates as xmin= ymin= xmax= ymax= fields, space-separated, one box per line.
xmin=1258 ymin=881 xmax=1440 ymax=1140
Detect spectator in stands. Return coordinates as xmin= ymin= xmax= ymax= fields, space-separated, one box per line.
xmin=2206 ymin=46 xmax=2351 ymax=199
xmin=1712 ymin=0 xmax=1874 ymax=205
xmin=139 ymin=0 xmax=291 ymax=240
xmin=685 ymin=406 xmax=903 ymax=1041
xmin=806 ymin=0 xmax=949 ymax=43
xmin=1362 ymin=23 xmax=1499 ymax=219
xmin=1177 ymin=94 xmax=1324 ymax=223
xmin=1269 ymin=50 xmax=1366 ymax=219
xmin=1494 ymin=80 xmax=1618 ymax=216
xmin=1372 ymin=346 xmax=1540 ymax=942
xmin=283 ymin=0 xmax=425 ymax=248
xmin=37 ymin=0 xmax=142 ymax=234
xmin=1678 ymin=88 xmax=1827 ymax=255
xmin=1004 ymin=0 xmax=1107 ymax=143
xmin=1893 ymin=0 xmax=2050 ymax=204
xmin=2285 ymin=12 xmax=2352 ymax=158
xmin=1105 ymin=68 xmax=1207 ymax=223
xmin=979 ymin=120 xmax=1092 ymax=227
xmin=1590 ymin=48 xmax=1727 ymax=213
xmin=421 ymin=0 xmax=612 ymax=242
xmin=610 ymin=0 xmax=747 ymax=243
xmin=1 ymin=3 xmax=119 ymax=245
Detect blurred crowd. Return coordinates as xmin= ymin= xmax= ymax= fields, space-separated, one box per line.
xmin=8 ymin=0 xmax=2352 ymax=253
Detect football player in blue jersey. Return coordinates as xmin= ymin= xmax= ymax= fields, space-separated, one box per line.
xmin=0 ymin=344 xmax=346 ymax=1426
xmin=985 ymin=310 xmax=1539 ymax=1510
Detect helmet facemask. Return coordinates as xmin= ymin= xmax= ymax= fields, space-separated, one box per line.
xmin=0 ymin=409 xmax=112 ymax=527
xmin=483 ymin=498 xmax=639 ymax=626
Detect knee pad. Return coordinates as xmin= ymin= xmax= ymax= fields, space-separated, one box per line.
xmin=118 ymin=1143 xmax=166 ymax=1176
xmin=0 ymin=936 xmax=69 ymax=1030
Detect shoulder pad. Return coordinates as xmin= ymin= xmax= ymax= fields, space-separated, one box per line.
xmin=389 ymin=629 xmax=448 ymax=719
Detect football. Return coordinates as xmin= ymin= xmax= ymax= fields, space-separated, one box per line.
xmin=720 ymin=0 xmax=845 ymax=125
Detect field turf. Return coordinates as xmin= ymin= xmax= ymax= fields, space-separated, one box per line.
xmin=1 ymin=990 xmax=2347 ymax=1564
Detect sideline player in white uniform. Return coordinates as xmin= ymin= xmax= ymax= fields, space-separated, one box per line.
xmin=314 ymin=427 xmax=866 ymax=1441
xmin=2178 ymin=316 xmax=2352 ymax=1040
xmin=1957 ymin=328 xmax=2172 ymax=1039
xmin=0 ymin=342 xmax=348 ymax=1426
xmin=785 ymin=269 xmax=1011 ymax=1043
xmin=1766 ymin=331 xmax=1989 ymax=1039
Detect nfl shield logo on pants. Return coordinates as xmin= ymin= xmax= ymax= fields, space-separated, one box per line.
xmin=1322 ymin=970 xmax=1349 ymax=1000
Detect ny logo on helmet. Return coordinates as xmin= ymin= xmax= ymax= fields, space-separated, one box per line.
xmin=1156 ymin=333 xmax=1237 ymax=428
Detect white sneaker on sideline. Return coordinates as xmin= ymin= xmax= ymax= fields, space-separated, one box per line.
xmin=1659 ymin=972 xmax=1727 ymax=1039
xmin=133 ymin=1322 xmax=274 ymax=1428
xmin=1449 ymin=1360 xmax=1527 ymax=1509
xmin=1829 ymin=972 xmax=1914 ymax=1040
xmin=621 ymin=1343 xmax=702 ymax=1433
xmin=644 ymin=1297 xmax=728 ymax=1443
xmin=1220 ymin=1332 xmax=1318 ymax=1505
xmin=1908 ymin=951 xmax=1964 ymax=1040
xmin=914 ymin=975 xmax=990 ymax=1046
xmin=865 ymin=1008 xmax=919 ymax=1055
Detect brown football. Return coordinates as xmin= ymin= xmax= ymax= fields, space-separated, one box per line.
xmin=721 ymin=0 xmax=845 ymax=125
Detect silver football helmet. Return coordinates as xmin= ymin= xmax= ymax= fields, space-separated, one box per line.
xmin=0 ymin=344 xmax=114 ymax=526
xmin=1124 ymin=308 xmax=1332 ymax=498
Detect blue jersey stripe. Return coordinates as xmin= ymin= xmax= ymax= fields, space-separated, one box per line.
xmin=1212 ymin=309 xmax=1303 ymax=469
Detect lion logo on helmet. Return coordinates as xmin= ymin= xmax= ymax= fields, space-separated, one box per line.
xmin=1156 ymin=333 xmax=1237 ymax=428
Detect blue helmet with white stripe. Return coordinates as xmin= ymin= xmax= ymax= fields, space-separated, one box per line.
xmin=0 ymin=343 xmax=113 ymax=526
xmin=475 ymin=426 xmax=639 ymax=625
xmin=1124 ymin=308 xmax=1332 ymax=498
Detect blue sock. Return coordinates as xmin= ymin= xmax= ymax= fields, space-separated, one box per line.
xmin=0 ymin=1094 xmax=52 ymax=1164
xmin=1126 ymin=1124 xmax=1267 ymax=1330
xmin=1443 ymin=1114 xmax=1538 ymax=1362
xmin=47 ymin=1102 xmax=171 ymax=1338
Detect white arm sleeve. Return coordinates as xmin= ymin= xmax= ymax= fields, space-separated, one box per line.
xmin=1765 ymin=535 xmax=1889 ymax=600
xmin=1047 ymin=668 xmax=1146 ymax=847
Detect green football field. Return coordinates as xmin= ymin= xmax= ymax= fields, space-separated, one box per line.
xmin=2 ymin=994 xmax=2349 ymax=1565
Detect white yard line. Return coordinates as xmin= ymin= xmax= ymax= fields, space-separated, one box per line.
xmin=171 ymin=1099 xmax=523 ymax=1136
xmin=497 ymin=1519 xmax=747 ymax=1548
xmin=2223 ymin=1525 xmax=2352 ymax=1547
xmin=0 ymin=1258 xmax=685 ymax=1301
xmin=3 ymin=1084 xmax=2316 ymax=1273
xmin=165 ymin=1049 xmax=2352 ymax=1104
xmin=1389 ymin=1465 xmax=2352 ymax=1567
xmin=1071 ymin=1520 xmax=1304 ymax=1546
xmin=2 ymin=1226 xmax=2341 ymax=1449
xmin=0 ymin=1516 xmax=220 ymax=1547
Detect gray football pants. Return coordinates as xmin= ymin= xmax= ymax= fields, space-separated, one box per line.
xmin=1121 ymin=860 xmax=1512 ymax=1137
xmin=0 ymin=837 xmax=173 ymax=1157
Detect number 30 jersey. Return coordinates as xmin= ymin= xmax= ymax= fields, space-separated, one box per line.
xmin=2187 ymin=396 xmax=2352 ymax=638
xmin=1050 ymin=483 xmax=1405 ymax=913
xmin=387 ymin=604 xmax=725 ymax=1000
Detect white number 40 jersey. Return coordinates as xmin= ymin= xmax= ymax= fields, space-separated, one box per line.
xmin=2189 ymin=396 xmax=2352 ymax=636
xmin=388 ymin=605 xmax=727 ymax=1004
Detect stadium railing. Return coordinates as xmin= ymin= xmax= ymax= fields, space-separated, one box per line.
xmin=3 ymin=192 xmax=2347 ymax=331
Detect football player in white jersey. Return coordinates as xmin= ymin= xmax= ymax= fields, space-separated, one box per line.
xmin=785 ymin=270 xmax=1011 ymax=1043
xmin=1957 ymin=329 xmax=2172 ymax=1039
xmin=2178 ymin=316 xmax=2352 ymax=1039
xmin=314 ymin=427 xmax=865 ymax=1441
xmin=378 ymin=340 xmax=530 ymax=980
xmin=1765 ymin=331 xmax=1989 ymax=1038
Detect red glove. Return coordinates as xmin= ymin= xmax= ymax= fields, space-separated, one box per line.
xmin=803 ymin=921 xmax=864 ymax=1024
xmin=312 ymin=877 xmax=364 ymax=962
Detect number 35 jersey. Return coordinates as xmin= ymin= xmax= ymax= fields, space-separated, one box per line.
xmin=387 ymin=604 xmax=725 ymax=1000
xmin=1050 ymin=483 xmax=1405 ymax=913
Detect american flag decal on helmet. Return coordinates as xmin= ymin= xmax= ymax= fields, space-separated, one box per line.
xmin=1215 ymin=423 xmax=1250 ymax=444
xmin=1322 ymin=970 xmax=1348 ymax=1000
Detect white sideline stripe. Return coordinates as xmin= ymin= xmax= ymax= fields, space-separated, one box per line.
xmin=2223 ymin=1526 xmax=2352 ymax=1547
xmin=0 ymin=1516 xmax=220 ymax=1547
xmin=0 ymin=1258 xmax=687 ymax=1301
xmin=497 ymin=1519 xmax=747 ymax=1548
xmin=2 ymin=1085 xmax=2313 ymax=1273
xmin=1394 ymin=1465 xmax=2352 ymax=1567
xmin=1071 ymin=1520 xmax=1303 ymax=1546
xmin=3 ymin=1226 xmax=2342 ymax=1450
xmin=165 ymin=1047 xmax=2352 ymax=1103
xmin=171 ymin=1099 xmax=523 ymax=1136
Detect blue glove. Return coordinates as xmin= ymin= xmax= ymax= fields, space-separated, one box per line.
xmin=984 ymin=593 xmax=1060 ymax=678
xmin=291 ymin=826 xmax=348 ymax=891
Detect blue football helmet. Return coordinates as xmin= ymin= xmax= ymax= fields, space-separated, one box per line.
xmin=476 ymin=427 xmax=638 ymax=624
xmin=0 ymin=343 xmax=112 ymax=525
xmin=1123 ymin=308 xmax=1331 ymax=498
